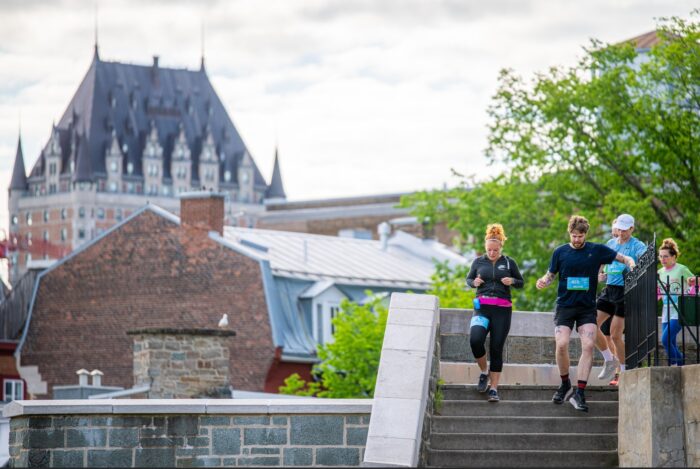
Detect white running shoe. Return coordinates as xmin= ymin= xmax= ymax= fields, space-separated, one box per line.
xmin=597 ymin=357 xmax=620 ymax=380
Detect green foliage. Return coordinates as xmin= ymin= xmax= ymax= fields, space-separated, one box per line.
xmin=279 ymin=294 xmax=388 ymax=398
xmin=403 ymin=13 xmax=700 ymax=311
xmin=434 ymin=378 xmax=446 ymax=415
xmin=427 ymin=260 xmax=475 ymax=309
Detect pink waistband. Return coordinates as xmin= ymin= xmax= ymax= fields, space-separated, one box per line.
xmin=478 ymin=296 xmax=513 ymax=308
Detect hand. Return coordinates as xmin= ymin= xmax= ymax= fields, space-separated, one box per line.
xmin=688 ymin=277 xmax=697 ymax=287
xmin=473 ymin=274 xmax=484 ymax=287
xmin=626 ymin=256 xmax=636 ymax=271
xmin=536 ymin=277 xmax=548 ymax=290
xmin=501 ymin=277 xmax=513 ymax=286
xmin=598 ymin=272 xmax=607 ymax=283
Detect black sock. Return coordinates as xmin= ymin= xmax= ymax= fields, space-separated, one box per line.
xmin=561 ymin=374 xmax=570 ymax=384
xmin=577 ymin=380 xmax=587 ymax=392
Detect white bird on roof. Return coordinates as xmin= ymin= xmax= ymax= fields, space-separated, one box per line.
xmin=218 ymin=313 xmax=229 ymax=328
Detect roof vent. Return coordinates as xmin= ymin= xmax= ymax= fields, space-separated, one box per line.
xmin=76 ymin=368 xmax=90 ymax=386
xmin=378 ymin=222 xmax=391 ymax=251
xmin=90 ymin=369 xmax=104 ymax=387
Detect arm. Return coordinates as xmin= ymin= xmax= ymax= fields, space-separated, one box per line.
xmin=466 ymin=259 xmax=478 ymax=288
xmin=598 ymin=264 xmax=607 ymax=283
xmin=615 ymin=252 xmax=636 ymax=270
xmin=536 ymin=271 xmax=556 ymax=290
xmin=504 ymin=257 xmax=525 ymax=289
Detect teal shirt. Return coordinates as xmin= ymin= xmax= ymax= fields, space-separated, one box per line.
xmin=603 ymin=237 xmax=647 ymax=286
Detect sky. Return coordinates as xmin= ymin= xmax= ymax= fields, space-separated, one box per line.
xmin=0 ymin=0 xmax=697 ymax=233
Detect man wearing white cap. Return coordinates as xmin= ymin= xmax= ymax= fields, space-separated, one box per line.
xmin=595 ymin=214 xmax=647 ymax=382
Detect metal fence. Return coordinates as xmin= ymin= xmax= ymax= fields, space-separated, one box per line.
xmin=624 ymin=234 xmax=700 ymax=369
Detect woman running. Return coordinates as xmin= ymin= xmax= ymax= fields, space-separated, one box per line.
xmin=657 ymin=238 xmax=695 ymax=366
xmin=466 ymin=223 xmax=524 ymax=402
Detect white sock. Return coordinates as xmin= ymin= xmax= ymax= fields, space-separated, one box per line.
xmin=620 ymin=364 xmax=626 ymax=372
xmin=601 ymin=349 xmax=614 ymax=362
xmin=480 ymin=371 xmax=488 ymax=376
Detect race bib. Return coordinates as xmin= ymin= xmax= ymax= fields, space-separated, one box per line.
xmin=604 ymin=262 xmax=625 ymax=275
xmin=470 ymin=315 xmax=490 ymax=330
xmin=567 ymin=277 xmax=590 ymax=291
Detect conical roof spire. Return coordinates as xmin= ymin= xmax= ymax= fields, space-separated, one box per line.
xmin=10 ymin=135 xmax=28 ymax=191
xmin=265 ymin=147 xmax=286 ymax=200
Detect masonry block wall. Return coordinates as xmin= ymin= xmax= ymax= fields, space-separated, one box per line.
xmin=129 ymin=328 xmax=235 ymax=398
xmin=20 ymin=209 xmax=275 ymax=396
xmin=9 ymin=413 xmax=369 ymax=467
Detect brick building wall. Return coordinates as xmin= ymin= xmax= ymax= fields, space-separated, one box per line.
xmin=20 ymin=209 xmax=275 ymax=396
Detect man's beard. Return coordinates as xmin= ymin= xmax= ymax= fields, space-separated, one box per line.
xmin=571 ymin=240 xmax=585 ymax=249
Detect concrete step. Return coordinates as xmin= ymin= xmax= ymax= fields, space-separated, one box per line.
xmin=428 ymin=449 xmax=618 ymax=467
xmin=439 ymin=400 xmax=618 ymax=417
xmin=431 ymin=432 xmax=618 ymax=451
xmin=441 ymin=362 xmax=618 ymax=386
xmin=442 ymin=385 xmax=619 ymax=401
xmin=433 ymin=416 xmax=618 ymax=434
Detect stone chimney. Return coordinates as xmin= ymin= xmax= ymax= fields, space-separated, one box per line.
xmin=179 ymin=192 xmax=225 ymax=235
xmin=128 ymin=327 xmax=235 ymax=399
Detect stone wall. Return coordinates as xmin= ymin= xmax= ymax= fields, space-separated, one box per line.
xmin=618 ymin=364 xmax=700 ymax=467
xmin=129 ymin=328 xmax=235 ymax=399
xmin=5 ymin=400 xmax=370 ymax=467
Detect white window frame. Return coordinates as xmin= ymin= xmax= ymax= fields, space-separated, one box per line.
xmin=3 ymin=379 xmax=23 ymax=401
xmin=310 ymin=285 xmax=346 ymax=345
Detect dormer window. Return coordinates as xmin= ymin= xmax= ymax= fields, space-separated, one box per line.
xmin=224 ymin=170 xmax=231 ymax=182
xmin=127 ymin=162 xmax=134 ymax=175
xmin=241 ymin=171 xmax=249 ymax=183
xmin=110 ymin=161 xmax=119 ymax=173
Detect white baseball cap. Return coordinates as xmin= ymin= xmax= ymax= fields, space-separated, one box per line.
xmin=613 ymin=214 xmax=635 ymax=230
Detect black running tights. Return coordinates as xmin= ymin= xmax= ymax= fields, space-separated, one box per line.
xmin=469 ymin=304 xmax=512 ymax=373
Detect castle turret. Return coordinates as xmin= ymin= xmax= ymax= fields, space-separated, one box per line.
xmin=265 ymin=148 xmax=286 ymax=202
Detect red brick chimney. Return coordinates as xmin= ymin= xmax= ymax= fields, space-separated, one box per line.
xmin=179 ymin=192 xmax=225 ymax=235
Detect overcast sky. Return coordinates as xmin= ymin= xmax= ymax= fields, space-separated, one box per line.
xmin=0 ymin=0 xmax=696 ymax=227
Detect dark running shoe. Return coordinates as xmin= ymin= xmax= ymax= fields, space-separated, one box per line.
xmin=552 ymin=380 xmax=572 ymax=404
xmin=569 ymin=390 xmax=589 ymax=412
xmin=487 ymin=388 xmax=500 ymax=402
xmin=477 ymin=373 xmax=489 ymax=393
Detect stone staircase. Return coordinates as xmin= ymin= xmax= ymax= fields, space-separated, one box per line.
xmin=427 ymin=384 xmax=619 ymax=467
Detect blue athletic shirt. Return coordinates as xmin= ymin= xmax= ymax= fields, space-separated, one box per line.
xmin=548 ymin=242 xmax=617 ymax=308
xmin=603 ymin=237 xmax=646 ymax=286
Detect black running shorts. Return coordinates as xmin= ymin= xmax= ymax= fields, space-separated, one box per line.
xmin=596 ymin=285 xmax=625 ymax=318
xmin=554 ymin=304 xmax=597 ymax=330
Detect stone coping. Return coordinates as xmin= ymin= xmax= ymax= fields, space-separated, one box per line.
xmin=3 ymin=398 xmax=372 ymax=418
xmin=126 ymin=328 xmax=236 ymax=337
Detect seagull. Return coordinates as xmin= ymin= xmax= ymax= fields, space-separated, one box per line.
xmin=218 ymin=313 xmax=229 ymax=328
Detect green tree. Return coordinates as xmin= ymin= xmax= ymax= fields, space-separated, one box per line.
xmin=403 ymin=13 xmax=700 ymax=310
xmin=279 ymin=294 xmax=388 ymax=398
xmin=486 ymin=13 xmax=699 ymax=264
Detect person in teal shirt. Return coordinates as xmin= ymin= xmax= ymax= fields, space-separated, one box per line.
xmin=657 ymin=238 xmax=695 ymax=365
xmin=595 ymin=214 xmax=647 ymax=381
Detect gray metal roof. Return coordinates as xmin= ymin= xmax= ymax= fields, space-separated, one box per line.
xmin=28 ymin=53 xmax=267 ymax=187
xmin=10 ymin=136 xmax=28 ymax=191
xmin=223 ymin=226 xmax=467 ymax=289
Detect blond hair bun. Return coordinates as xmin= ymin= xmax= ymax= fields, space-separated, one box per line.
xmin=660 ymin=238 xmax=680 ymax=257
xmin=485 ymin=223 xmax=507 ymax=244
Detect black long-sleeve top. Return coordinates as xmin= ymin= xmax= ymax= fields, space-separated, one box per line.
xmin=466 ymin=254 xmax=525 ymax=300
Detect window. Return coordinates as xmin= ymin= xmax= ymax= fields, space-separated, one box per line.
xmin=78 ymin=229 xmax=85 ymax=240
xmin=26 ymin=213 xmax=32 ymax=226
xmin=241 ymin=171 xmax=249 ymax=183
xmin=49 ymin=162 xmax=57 ymax=175
xmin=3 ymin=379 xmax=24 ymax=402
xmin=43 ymin=210 xmax=49 ymax=222
xmin=60 ymin=208 xmax=67 ymax=220
xmin=78 ymin=207 xmax=85 ymax=219
xmin=43 ymin=231 xmax=49 ymax=242
xmin=49 ymin=184 xmax=57 ymax=194
xmin=97 ymin=208 xmax=105 ymax=220
xmin=127 ymin=162 xmax=134 ymax=175
xmin=313 ymin=301 xmax=341 ymax=344
xmin=26 ymin=232 xmax=32 ymax=246
xmin=60 ymin=228 xmax=68 ymax=241
xmin=110 ymin=160 xmax=118 ymax=172
xmin=224 ymin=170 xmax=231 ymax=182
xmin=109 ymin=181 xmax=118 ymax=192
xmin=11 ymin=215 xmax=17 ymax=226
xmin=115 ymin=209 xmax=123 ymax=221
xmin=162 ymin=186 xmax=170 ymax=196
xmin=127 ymin=182 xmax=135 ymax=194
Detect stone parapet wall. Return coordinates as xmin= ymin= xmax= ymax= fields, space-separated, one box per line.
xmin=5 ymin=400 xmax=371 ymax=467
xmin=618 ymin=364 xmax=700 ymax=467
xmin=128 ymin=328 xmax=235 ymax=399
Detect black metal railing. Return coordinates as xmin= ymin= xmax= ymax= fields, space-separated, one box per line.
xmin=624 ymin=234 xmax=700 ymax=369
xmin=623 ymin=236 xmax=658 ymax=369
